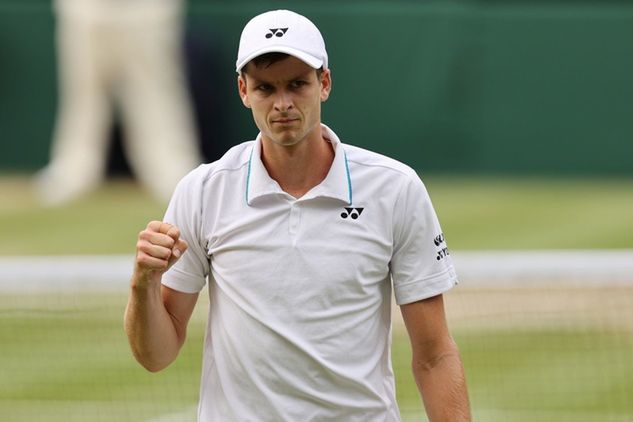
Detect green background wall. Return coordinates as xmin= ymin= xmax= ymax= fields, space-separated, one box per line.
xmin=1 ymin=0 xmax=632 ymax=175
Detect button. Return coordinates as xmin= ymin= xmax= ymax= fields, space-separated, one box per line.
xmin=289 ymin=204 xmax=300 ymax=234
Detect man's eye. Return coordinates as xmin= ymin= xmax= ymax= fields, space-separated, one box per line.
xmin=290 ymin=80 xmax=307 ymax=89
xmin=257 ymin=84 xmax=272 ymax=92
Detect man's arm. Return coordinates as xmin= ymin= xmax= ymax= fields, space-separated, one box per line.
xmin=400 ymin=294 xmax=471 ymax=421
xmin=124 ymin=221 xmax=198 ymax=372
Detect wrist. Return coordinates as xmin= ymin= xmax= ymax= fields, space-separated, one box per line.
xmin=131 ymin=269 xmax=162 ymax=291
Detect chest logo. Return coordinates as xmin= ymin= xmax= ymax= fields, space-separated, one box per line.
xmin=341 ymin=207 xmax=364 ymax=220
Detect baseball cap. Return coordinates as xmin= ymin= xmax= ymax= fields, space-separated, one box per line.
xmin=236 ymin=10 xmax=328 ymax=74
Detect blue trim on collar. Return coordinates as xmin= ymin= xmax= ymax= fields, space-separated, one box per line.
xmin=343 ymin=149 xmax=352 ymax=205
xmin=246 ymin=146 xmax=254 ymax=204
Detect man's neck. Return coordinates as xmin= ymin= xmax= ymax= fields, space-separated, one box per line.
xmin=260 ymin=129 xmax=335 ymax=199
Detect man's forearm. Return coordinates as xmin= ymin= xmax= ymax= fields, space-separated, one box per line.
xmin=124 ymin=282 xmax=182 ymax=372
xmin=413 ymin=340 xmax=471 ymax=421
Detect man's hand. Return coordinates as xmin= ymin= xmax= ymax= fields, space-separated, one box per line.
xmin=126 ymin=221 xmax=196 ymax=372
xmin=133 ymin=221 xmax=188 ymax=288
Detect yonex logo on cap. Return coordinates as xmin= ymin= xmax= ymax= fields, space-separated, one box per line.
xmin=341 ymin=207 xmax=364 ymax=219
xmin=266 ymin=28 xmax=289 ymax=38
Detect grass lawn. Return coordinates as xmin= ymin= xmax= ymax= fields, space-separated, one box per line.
xmin=1 ymin=174 xmax=633 ymax=254
xmin=0 ymin=176 xmax=165 ymax=256
xmin=1 ymin=291 xmax=631 ymax=421
xmin=425 ymin=175 xmax=633 ymax=250
xmin=0 ymin=293 xmax=202 ymax=422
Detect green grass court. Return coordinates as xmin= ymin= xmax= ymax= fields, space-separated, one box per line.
xmin=1 ymin=175 xmax=632 ymax=421
xmin=2 ymin=290 xmax=631 ymax=421
xmin=1 ymin=175 xmax=633 ymax=255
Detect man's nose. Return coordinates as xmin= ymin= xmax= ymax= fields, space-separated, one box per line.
xmin=274 ymin=90 xmax=293 ymax=112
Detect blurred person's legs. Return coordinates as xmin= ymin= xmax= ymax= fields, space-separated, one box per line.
xmin=36 ymin=9 xmax=113 ymax=206
xmin=37 ymin=0 xmax=201 ymax=206
xmin=117 ymin=3 xmax=202 ymax=202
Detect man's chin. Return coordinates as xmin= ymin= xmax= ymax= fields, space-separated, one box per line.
xmin=273 ymin=139 xmax=303 ymax=148
xmin=269 ymin=132 xmax=305 ymax=147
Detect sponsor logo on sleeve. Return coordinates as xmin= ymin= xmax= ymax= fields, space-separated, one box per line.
xmin=434 ymin=233 xmax=450 ymax=261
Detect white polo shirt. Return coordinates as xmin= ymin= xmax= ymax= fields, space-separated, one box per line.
xmin=162 ymin=124 xmax=458 ymax=421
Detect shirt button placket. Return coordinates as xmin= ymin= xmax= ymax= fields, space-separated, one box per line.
xmin=289 ymin=203 xmax=300 ymax=235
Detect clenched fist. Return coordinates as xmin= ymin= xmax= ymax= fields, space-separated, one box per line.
xmin=133 ymin=221 xmax=188 ymax=288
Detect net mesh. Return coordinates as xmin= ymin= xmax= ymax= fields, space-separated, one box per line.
xmin=1 ymin=269 xmax=632 ymax=421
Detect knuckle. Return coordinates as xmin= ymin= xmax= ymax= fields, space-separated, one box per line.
xmin=139 ymin=229 xmax=154 ymax=241
xmin=156 ymin=258 xmax=169 ymax=270
xmin=136 ymin=253 xmax=150 ymax=267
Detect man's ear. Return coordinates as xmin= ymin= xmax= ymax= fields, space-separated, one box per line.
xmin=320 ymin=69 xmax=332 ymax=103
xmin=237 ymin=75 xmax=251 ymax=108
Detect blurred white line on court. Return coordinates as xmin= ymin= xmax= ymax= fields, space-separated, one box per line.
xmin=0 ymin=250 xmax=632 ymax=293
xmin=0 ymin=255 xmax=133 ymax=293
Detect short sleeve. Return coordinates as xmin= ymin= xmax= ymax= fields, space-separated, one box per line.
xmin=390 ymin=174 xmax=458 ymax=305
xmin=161 ymin=165 xmax=210 ymax=294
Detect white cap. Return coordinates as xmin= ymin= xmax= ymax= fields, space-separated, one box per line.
xmin=236 ymin=10 xmax=328 ymax=74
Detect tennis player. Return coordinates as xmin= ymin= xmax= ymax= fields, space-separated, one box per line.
xmin=125 ymin=9 xmax=470 ymax=421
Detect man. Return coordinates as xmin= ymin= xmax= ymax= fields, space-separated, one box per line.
xmin=125 ymin=9 xmax=470 ymax=421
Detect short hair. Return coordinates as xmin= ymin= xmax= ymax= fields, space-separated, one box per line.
xmin=242 ymin=52 xmax=324 ymax=78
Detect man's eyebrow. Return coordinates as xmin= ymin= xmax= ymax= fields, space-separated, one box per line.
xmin=290 ymin=70 xmax=315 ymax=81
xmin=248 ymin=70 xmax=314 ymax=85
xmin=245 ymin=75 xmax=268 ymax=84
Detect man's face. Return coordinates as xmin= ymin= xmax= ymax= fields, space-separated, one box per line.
xmin=238 ymin=56 xmax=331 ymax=148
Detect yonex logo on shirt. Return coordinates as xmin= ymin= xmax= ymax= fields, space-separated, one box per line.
xmin=433 ymin=233 xmax=445 ymax=246
xmin=266 ymin=28 xmax=289 ymax=38
xmin=436 ymin=247 xmax=450 ymax=261
xmin=341 ymin=207 xmax=364 ymax=219
xmin=434 ymin=232 xmax=450 ymax=260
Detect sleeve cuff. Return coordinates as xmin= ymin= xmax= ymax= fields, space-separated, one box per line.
xmin=161 ymin=267 xmax=206 ymax=294
xmin=394 ymin=266 xmax=458 ymax=305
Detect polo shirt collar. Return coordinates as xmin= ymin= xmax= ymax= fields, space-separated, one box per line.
xmin=246 ymin=124 xmax=352 ymax=205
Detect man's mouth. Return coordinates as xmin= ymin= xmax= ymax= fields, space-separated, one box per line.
xmin=271 ymin=117 xmax=299 ymax=124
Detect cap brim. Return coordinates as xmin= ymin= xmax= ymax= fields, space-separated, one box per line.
xmin=236 ymin=46 xmax=323 ymax=73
